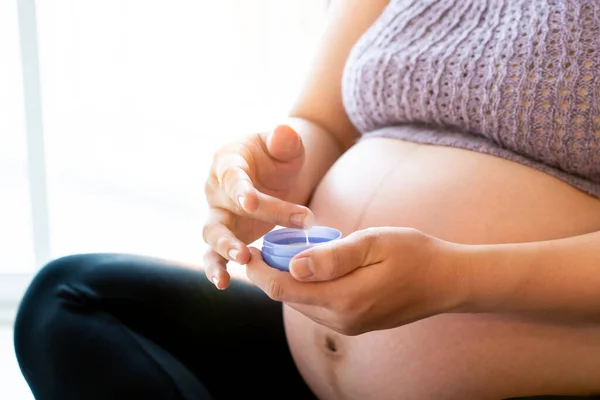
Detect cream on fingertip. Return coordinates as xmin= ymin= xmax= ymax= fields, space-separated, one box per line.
xmin=290 ymin=209 xmax=314 ymax=229
xmin=303 ymin=212 xmax=315 ymax=229
xmin=290 ymin=213 xmax=306 ymax=228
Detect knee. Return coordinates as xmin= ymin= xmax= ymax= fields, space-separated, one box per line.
xmin=16 ymin=253 xmax=98 ymax=310
xmin=13 ymin=254 xmax=106 ymax=357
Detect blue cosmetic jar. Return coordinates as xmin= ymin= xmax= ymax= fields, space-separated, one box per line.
xmin=261 ymin=226 xmax=342 ymax=271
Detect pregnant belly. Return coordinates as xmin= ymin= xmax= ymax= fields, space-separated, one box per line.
xmin=283 ymin=136 xmax=600 ymax=400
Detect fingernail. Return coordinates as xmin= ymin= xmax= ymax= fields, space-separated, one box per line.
xmin=291 ymin=257 xmax=313 ymax=279
xmin=238 ymin=196 xmax=246 ymax=212
xmin=228 ymin=249 xmax=239 ymax=261
xmin=211 ymin=276 xmax=220 ymax=288
xmin=290 ymin=213 xmax=306 ymax=228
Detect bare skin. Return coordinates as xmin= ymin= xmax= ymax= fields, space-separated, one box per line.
xmin=202 ymin=1 xmax=600 ymax=398
xmin=284 ymin=138 xmax=600 ymax=399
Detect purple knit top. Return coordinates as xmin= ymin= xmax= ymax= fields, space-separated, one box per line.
xmin=342 ymin=0 xmax=600 ymax=198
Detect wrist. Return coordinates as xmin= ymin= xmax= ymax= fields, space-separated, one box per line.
xmin=449 ymin=242 xmax=533 ymax=314
xmin=434 ymin=240 xmax=474 ymax=314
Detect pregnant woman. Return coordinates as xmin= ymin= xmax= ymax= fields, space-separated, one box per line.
xmin=13 ymin=0 xmax=600 ymax=399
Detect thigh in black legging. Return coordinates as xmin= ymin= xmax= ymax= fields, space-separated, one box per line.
xmin=13 ymin=253 xmax=317 ymax=400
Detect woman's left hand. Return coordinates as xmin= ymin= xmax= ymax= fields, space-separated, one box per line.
xmin=245 ymin=227 xmax=467 ymax=335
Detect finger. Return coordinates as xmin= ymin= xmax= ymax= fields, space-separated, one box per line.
xmin=203 ymin=249 xmax=230 ymax=290
xmin=245 ymin=247 xmax=322 ymax=305
xmin=213 ymin=152 xmax=258 ymax=213
xmin=264 ymin=125 xmax=304 ymax=162
xmin=202 ymin=210 xmax=250 ymax=264
xmin=210 ymin=187 xmax=314 ymax=230
xmin=250 ymin=191 xmax=314 ymax=229
xmin=210 ymin=152 xmax=312 ymax=229
xmin=289 ymin=228 xmax=382 ymax=282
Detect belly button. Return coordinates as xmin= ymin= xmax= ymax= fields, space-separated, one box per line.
xmin=326 ymin=336 xmax=337 ymax=353
xmin=315 ymin=330 xmax=344 ymax=359
xmin=324 ymin=335 xmax=345 ymax=360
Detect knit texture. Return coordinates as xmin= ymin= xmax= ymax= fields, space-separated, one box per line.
xmin=342 ymin=0 xmax=600 ymax=197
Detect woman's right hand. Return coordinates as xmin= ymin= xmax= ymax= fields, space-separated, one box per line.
xmin=202 ymin=124 xmax=314 ymax=289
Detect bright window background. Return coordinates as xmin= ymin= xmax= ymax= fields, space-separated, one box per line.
xmin=1 ymin=2 xmax=327 ymax=399
xmin=0 ymin=0 xmax=34 ymax=274
xmin=8 ymin=0 xmax=327 ymax=272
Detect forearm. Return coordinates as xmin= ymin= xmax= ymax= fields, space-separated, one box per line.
xmin=457 ymin=230 xmax=600 ymax=323
xmin=277 ymin=0 xmax=385 ymax=206
xmin=284 ymin=117 xmax=346 ymax=206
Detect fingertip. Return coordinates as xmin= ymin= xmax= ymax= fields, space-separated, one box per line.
xmin=289 ymin=206 xmax=315 ymax=229
xmin=271 ymin=124 xmax=299 ymax=141
xmin=210 ymin=275 xmax=222 ymax=289
xmin=243 ymin=192 xmax=259 ymax=213
xmin=234 ymin=244 xmax=251 ymax=264
xmin=289 ymin=257 xmax=314 ymax=281
xmin=204 ymin=261 xmax=229 ymax=289
xmin=303 ymin=208 xmax=315 ymax=229
xmin=238 ymin=189 xmax=259 ymax=213
xmin=267 ymin=125 xmax=303 ymax=161
xmin=248 ymin=246 xmax=263 ymax=260
xmin=212 ymin=270 xmax=231 ymax=290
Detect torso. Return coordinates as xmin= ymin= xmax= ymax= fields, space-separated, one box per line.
xmin=284 ymin=137 xmax=600 ymax=399
xmin=283 ymin=1 xmax=600 ymax=398
xmin=342 ymin=0 xmax=600 ymax=196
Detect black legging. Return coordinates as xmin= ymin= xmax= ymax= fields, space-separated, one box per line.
xmin=13 ymin=253 xmax=317 ymax=400
xmin=13 ymin=253 xmax=600 ymax=400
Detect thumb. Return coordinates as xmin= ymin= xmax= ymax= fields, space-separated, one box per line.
xmin=289 ymin=229 xmax=380 ymax=282
xmin=266 ymin=124 xmax=304 ymax=162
